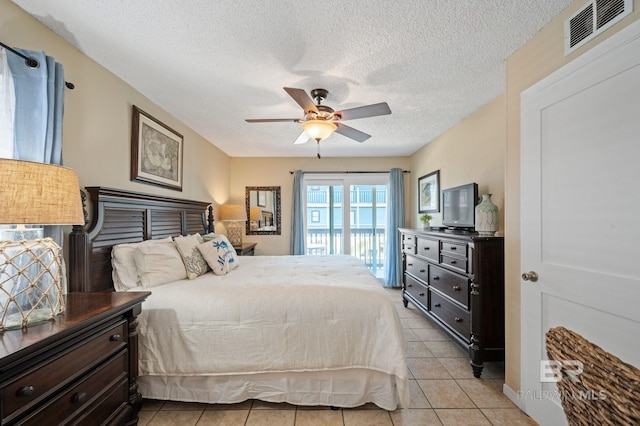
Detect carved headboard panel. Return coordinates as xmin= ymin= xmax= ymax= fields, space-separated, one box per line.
xmin=69 ymin=187 xmax=213 ymax=293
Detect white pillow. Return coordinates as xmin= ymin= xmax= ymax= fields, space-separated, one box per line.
xmin=202 ymin=232 xmax=217 ymax=242
xmin=111 ymin=237 xmax=172 ymax=291
xmin=173 ymin=233 xmax=209 ymax=279
xmin=134 ymin=241 xmax=188 ymax=288
xmin=197 ymin=234 xmax=239 ymax=276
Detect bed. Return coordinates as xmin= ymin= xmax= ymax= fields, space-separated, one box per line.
xmin=68 ymin=187 xmax=409 ymax=411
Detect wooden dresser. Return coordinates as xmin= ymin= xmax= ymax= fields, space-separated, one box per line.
xmin=399 ymin=228 xmax=504 ymax=377
xmin=0 ymin=292 xmax=149 ymax=425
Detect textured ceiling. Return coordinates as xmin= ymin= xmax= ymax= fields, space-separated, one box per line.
xmin=12 ymin=0 xmax=572 ymax=158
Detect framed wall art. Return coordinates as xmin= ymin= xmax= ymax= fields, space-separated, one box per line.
xmin=257 ymin=191 xmax=266 ymax=207
xmin=418 ymin=170 xmax=440 ymax=213
xmin=131 ymin=105 xmax=183 ymax=191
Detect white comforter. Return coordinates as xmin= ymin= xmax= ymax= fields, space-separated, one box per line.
xmin=133 ymin=255 xmax=408 ymax=406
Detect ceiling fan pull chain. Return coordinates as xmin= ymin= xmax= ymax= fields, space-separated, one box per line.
xmin=317 ymin=140 xmax=321 ymax=159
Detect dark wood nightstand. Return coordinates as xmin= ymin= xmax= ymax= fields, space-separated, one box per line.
xmin=235 ymin=243 xmax=257 ymax=256
xmin=0 ymin=291 xmax=150 ymax=425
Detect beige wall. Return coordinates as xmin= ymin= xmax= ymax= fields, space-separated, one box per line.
xmin=504 ymin=0 xmax=640 ymax=391
xmin=229 ymin=157 xmax=411 ymax=255
xmin=409 ymin=94 xmax=506 ymax=231
xmin=0 ymin=0 xmax=231 ymax=206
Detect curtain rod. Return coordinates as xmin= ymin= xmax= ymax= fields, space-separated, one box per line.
xmin=0 ymin=41 xmax=75 ymax=89
xmin=289 ymin=170 xmax=410 ymax=174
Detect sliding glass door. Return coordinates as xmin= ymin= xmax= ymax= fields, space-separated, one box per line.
xmin=304 ymin=174 xmax=388 ymax=277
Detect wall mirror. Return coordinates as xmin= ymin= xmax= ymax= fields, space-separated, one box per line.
xmin=245 ymin=186 xmax=281 ymax=235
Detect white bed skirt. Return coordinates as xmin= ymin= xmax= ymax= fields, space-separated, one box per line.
xmin=139 ymin=368 xmax=408 ymax=411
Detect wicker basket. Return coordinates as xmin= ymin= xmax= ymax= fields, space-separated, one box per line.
xmin=545 ymin=326 xmax=640 ymax=426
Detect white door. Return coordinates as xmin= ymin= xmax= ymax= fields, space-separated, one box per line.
xmin=520 ymin=19 xmax=640 ymax=426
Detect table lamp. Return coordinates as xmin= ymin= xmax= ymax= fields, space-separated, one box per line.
xmin=249 ymin=207 xmax=262 ymax=231
xmin=219 ymin=204 xmax=247 ymax=247
xmin=0 ymin=159 xmax=84 ymax=331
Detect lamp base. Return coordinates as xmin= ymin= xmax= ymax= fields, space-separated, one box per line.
xmin=0 ymin=238 xmax=65 ymax=331
xmin=226 ymin=222 xmax=243 ymax=247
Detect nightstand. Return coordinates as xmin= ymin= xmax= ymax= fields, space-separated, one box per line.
xmin=235 ymin=242 xmax=257 ymax=256
xmin=0 ymin=291 xmax=149 ymax=425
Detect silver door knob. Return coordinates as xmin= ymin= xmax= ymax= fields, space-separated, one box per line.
xmin=521 ymin=271 xmax=538 ymax=282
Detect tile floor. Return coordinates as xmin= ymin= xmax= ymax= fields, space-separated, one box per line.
xmin=138 ymin=288 xmax=537 ymax=426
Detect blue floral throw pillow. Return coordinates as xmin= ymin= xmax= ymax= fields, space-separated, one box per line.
xmin=196 ymin=234 xmax=239 ymax=275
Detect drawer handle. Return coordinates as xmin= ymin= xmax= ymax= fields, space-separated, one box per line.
xmin=453 ymin=285 xmax=461 ymax=291
xmin=454 ymin=317 xmax=463 ymax=322
xmin=450 ymin=246 xmax=457 ymax=250
xmin=424 ymin=247 xmax=430 ymax=250
xmin=74 ymin=392 xmax=88 ymax=404
xmin=450 ymin=260 xmax=457 ymax=265
xmin=110 ymin=334 xmax=122 ymax=341
xmin=419 ymin=269 xmax=426 ymax=273
xmin=433 ymin=276 xmax=440 ymax=280
xmin=419 ymin=292 xmax=425 ymax=297
xmin=19 ymin=386 xmax=35 ymax=397
xmin=407 ymin=263 xmax=413 ymax=266
xmin=407 ymin=284 xmax=413 ymax=288
xmin=434 ymin=303 xmax=441 ymax=307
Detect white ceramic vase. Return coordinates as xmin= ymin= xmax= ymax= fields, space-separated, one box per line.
xmin=475 ymin=193 xmax=498 ymax=236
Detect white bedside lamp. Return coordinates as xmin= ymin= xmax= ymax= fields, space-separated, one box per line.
xmin=219 ymin=204 xmax=247 ymax=247
xmin=249 ymin=207 xmax=262 ymax=231
xmin=0 ymin=159 xmax=84 ymax=331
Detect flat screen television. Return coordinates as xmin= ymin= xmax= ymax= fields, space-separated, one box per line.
xmin=442 ymin=183 xmax=478 ymax=230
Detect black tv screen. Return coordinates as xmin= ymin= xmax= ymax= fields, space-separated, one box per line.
xmin=442 ymin=183 xmax=478 ymax=229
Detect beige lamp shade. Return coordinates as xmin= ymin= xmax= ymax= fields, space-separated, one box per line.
xmin=0 ymin=159 xmax=84 ymax=225
xmin=219 ymin=204 xmax=247 ymax=222
xmin=301 ymin=120 xmax=337 ymax=141
xmin=249 ymin=207 xmax=262 ymax=221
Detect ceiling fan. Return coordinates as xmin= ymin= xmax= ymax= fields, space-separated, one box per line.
xmin=246 ymin=87 xmax=391 ymax=158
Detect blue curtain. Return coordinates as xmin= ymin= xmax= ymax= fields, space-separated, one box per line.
xmin=384 ymin=168 xmax=405 ymax=287
xmin=5 ymin=48 xmax=66 ymax=244
xmin=290 ymin=170 xmax=305 ymax=255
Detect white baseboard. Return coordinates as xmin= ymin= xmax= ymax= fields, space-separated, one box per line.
xmin=503 ymin=383 xmax=526 ymax=411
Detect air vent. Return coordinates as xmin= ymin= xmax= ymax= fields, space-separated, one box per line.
xmin=565 ymin=0 xmax=632 ymax=55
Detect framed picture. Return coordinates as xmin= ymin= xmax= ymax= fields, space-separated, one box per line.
xmin=131 ymin=105 xmax=183 ymax=191
xmin=257 ymin=191 xmax=266 ymax=207
xmin=418 ymin=170 xmax=440 ymax=213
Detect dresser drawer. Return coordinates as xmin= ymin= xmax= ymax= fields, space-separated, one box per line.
xmin=405 ymin=255 xmax=429 ymax=282
xmin=18 ymin=351 xmax=128 ymax=426
xmin=440 ymin=254 xmax=468 ymax=273
xmin=1 ymin=320 xmax=127 ymax=422
xmin=404 ymin=274 xmax=428 ymax=307
xmin=416 ymin=237 xmax=438 ymax=261
xmin=430 ymin=291 xmax=470 ymax=340
xmin=429 ymin=265 xmax=470 ymax=308
xmin=402 ymin=234 xmax=416 ymax=254
xmin=441 ymin=241 xmax=467 ymax=257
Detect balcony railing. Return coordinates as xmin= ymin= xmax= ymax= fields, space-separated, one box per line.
xmin=306 ymin=190 xmax=387 ymax=205
xmin=306 ymin=228 xmax=386 ymax=274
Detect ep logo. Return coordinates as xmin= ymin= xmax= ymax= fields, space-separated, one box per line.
xmin=540 ymin=360 xmax=584 ymax=383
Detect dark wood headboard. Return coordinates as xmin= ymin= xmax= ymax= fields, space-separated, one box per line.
xmin=68 ymin=187 xmax=213 ymax=293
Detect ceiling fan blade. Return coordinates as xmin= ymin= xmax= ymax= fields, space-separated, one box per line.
xmin=245 ymin=118 xmax=301 ymax=123
xmin=335 ymin=102 xmax=391 ymax=121
xmin=293 ymin=131 xmax=310 ymax=145
xmin=284 ymin=87 xmax=318 ymax=114
xmin=335 ymin=123 xmax=371 ymax=143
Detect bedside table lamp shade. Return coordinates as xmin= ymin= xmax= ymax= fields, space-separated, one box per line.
xmin=249 ymin=207 xmax=262 ymax=231
xmin=0 ymin=159 xmax=84 ymax=331
xmin=219 ymin=204 xmax=247 ymax=247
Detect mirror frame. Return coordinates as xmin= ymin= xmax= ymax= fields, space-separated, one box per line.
xmin=245 ymin=186 xmax=281 ymax=235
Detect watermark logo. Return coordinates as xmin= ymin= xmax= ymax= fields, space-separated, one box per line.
xmin=540 ymin=360 xmax=583 ymax=383
xmin=515 ymin=360 xmax=608 ymax=401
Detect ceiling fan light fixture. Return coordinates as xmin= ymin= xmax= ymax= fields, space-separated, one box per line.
xmin=301 ymin=120 xmax=337 ymax=142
